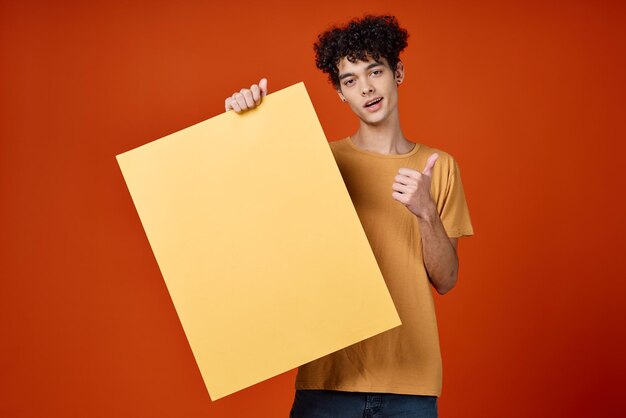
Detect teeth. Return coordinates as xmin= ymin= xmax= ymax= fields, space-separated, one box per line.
xmin=367 ymin=98 xmax=382 ymax=106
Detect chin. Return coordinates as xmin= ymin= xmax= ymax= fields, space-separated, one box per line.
xmin=361 ymin=111 xmax=388 ymax=125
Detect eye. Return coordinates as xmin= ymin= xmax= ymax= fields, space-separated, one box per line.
xmin=343 ymin=79 xmax=355 ymax=86
xmin=371 ymin=70 xmax=383 ymax=76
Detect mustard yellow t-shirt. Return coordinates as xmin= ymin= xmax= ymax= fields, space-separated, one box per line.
xmin=294 ymin=136 xmax=474 ymax=397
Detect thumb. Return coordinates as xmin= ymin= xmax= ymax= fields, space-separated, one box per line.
xmin=422 ymin=153 xmax=439 ymax=177
xmin=259 ymin=78 xmax=268 ymax=97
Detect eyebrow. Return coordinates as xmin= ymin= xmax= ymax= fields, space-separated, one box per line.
xmin=338 ymin=61 xmax=384 ymax=80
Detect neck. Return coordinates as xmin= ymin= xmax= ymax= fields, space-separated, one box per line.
xmin=350 ymin=110 xmax=413 ymax=155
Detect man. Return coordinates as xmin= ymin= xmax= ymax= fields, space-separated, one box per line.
xmin=224 ymin=15 xmax=473 ymax=418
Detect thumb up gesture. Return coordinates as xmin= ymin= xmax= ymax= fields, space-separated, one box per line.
xmin=392 ymin=153 xmax=439 ymax=219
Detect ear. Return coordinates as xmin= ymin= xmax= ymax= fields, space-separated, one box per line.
xmin=337 ymin=89 xmax=347 ymax=102
xmin=394 ymin=61 xmax=405 ymax=85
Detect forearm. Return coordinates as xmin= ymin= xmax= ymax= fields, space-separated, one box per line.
xmin=417 ymin=207 xmax=458 ymax=295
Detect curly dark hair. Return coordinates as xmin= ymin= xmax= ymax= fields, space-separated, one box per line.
xmin=313 ymin=15 xmax=409 ymax=89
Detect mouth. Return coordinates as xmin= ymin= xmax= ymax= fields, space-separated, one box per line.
xmin=363 ymin=97 xmax=383 ymax=108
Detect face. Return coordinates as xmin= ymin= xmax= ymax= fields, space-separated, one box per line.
xmin=336 ymin=55 xmax=404 ymax=126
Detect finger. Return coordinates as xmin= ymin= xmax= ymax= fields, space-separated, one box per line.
xmin=229 ymin=95 xmax=243 ymax=113
xmin=398 ymin=168 xmax=420 ymax=178
xmin=392 ymin=191 xmax=409 ymax=204
xmin=422 ymin=153 xmax=439 ymax=177
xmin=250 ymin=84 xmax=261 ymax=105
xmin=392 ymin=183 xmax=412 ymax=194
xmin=240 ymin=88 xmax=255 ymax=108
xmin=394 ymin=174 xmax=416 ymax=186
xmin=233 ymin=92 xmax=248 ymax=110
xmin=259 ymin=78 xmax=268 ymax=97
xmin=231 ymin=102 xmax=242 ymax=113
xmin=225 ymin=97 xmax=240 ymax=112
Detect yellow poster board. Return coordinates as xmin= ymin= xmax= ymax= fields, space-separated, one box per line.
xmin=116 ymin=82 xmax=401 ymax=400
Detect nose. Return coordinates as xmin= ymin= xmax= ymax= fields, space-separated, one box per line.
xmin=361 ymin=83 xmax=374 ymax=96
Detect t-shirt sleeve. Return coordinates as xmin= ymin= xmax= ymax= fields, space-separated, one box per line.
xmin=435 ymin=155 xmax=474 ymax=238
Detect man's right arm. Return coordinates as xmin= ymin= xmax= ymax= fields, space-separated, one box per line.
xmin=224 ymin=78 xmax=269 ymax=113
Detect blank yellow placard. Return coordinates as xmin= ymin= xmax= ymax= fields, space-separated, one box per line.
xmin=116 ymin=82 xmax=401 ymax=400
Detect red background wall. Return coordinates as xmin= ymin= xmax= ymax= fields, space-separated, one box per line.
xmin=2 ymin=0 xmax=625 ymax=417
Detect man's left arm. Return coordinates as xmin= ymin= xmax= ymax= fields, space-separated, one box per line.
xmin=392 ymin=152 xmax=465 ymax=295
xmin=417 ymin=212 xmax=459 ymax=295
